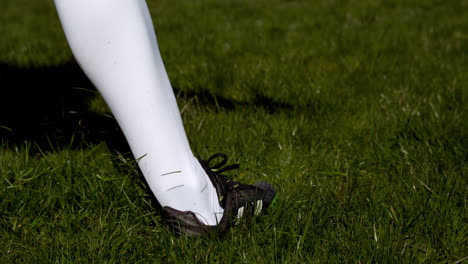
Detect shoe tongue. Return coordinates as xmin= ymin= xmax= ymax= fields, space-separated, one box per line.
xmin=217 ymin=191 xmax=233 ymax=230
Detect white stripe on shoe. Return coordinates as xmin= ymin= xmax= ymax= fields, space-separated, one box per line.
xmin=254 ymin=200 xmax=263 ymax=216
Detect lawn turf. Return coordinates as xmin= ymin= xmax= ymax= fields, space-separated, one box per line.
xmin=1 ymin=0 xmax=467 ymax=262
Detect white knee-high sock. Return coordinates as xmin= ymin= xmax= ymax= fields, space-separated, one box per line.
xmin=54 ymin=0 xmax=223 ymax=225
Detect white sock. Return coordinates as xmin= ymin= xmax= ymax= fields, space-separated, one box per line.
xmin=54 ymin=0 xmax=223 ymax=225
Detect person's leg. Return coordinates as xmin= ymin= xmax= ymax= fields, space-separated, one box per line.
xmin=54 ymin=0 xmax=223 ymax=225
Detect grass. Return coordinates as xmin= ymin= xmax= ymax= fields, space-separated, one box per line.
xmin=1 ymin=0 xmax=467 ymax=262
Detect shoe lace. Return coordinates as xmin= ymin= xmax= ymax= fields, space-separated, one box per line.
xmin=199 ymin=153 xmax=245 ymax=201
xmin=203 ymin=153 xmax=239 ymax=175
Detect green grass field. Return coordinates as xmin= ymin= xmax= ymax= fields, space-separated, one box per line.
xmin=1 ymin=0 xmax=467 ymax=262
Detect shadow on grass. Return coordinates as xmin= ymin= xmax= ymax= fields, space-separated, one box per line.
xmin=0 ymin=61 xmax=127 ymax=153
xmin=0 ymin=61 xmax=295 ymax=152
xmin=0 ymin=61 xmax=163 ymax=209
xmin=175 ymin=88 xmax=294 ymax=114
